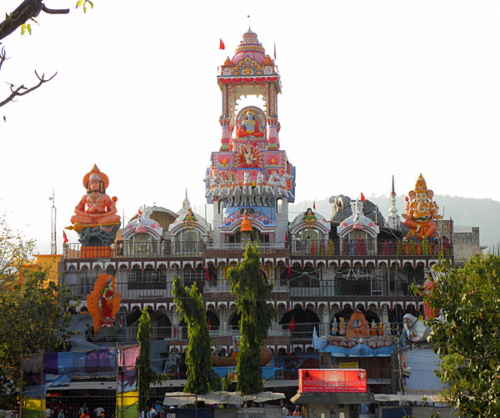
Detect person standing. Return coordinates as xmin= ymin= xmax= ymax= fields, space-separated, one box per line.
xmin=94 ymin=406 xmax=105 ymax=418
xmin=78 ymin=404 xmax=88 ymax=418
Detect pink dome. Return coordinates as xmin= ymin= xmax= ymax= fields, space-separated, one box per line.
xmin=232 ymin=28 xmax=266 ymax=65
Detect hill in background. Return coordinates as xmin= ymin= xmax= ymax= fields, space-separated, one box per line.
xmin=290 ymin=195 xmax=500 ymax=251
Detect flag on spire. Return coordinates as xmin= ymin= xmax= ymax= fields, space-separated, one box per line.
xmin=361 ymin=193 xmax=365 ymax=202
xmin=206 ymin=268 xmax=210 ymax=281
xmin=274 ymin=42 xmax=276 ymax=60
xmin=289 ymin=316 xmax=295 ymax=332
xmin=63 ymin=231 xmax=68 ymax=244
xmin=313 ymin=201 xmax=316 ymax=210
xmin=220 ymin=39 xmax=225 ymax=50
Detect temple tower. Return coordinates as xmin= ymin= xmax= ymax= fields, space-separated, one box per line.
xmin=387 ymin=176 xmax=400 ymax=230
xmin=205 ymin=28 xmax=296 ymax=246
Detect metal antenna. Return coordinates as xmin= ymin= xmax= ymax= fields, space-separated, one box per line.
xmin=49 ymin=189 xmax=57 ymax=254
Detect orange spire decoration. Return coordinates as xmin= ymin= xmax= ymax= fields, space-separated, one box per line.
xmin=240 ymin=211 xmax=253 ymax=232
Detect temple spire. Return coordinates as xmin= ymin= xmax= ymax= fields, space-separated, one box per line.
xmin=182 ymin=189 xmax=191 ymax=210
xmin=387 ymin=175 xmax=400 ymax=229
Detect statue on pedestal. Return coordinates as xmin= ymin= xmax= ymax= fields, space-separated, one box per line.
xmin=401 ymin=174 xmax=442 ymax=242
xmin=67 ymin=165 xmax=121 ymax=248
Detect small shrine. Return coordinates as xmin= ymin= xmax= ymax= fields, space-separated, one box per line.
xmin=205 ymin=28 xmax=296 ymax=246
xmin=337 ymin=198 xmax=380 ymax=256
xmin=289 ymin=208 xmax=331 ymax=255
xmin=168 ymin=192 xmax=209 ymax=254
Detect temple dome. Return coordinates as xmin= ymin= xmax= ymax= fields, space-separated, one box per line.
xmin=232 ymin=28 xmax=266 ymax=65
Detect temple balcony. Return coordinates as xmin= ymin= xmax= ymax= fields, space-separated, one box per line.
xmin=63 ymin=238 xmax=451 ymax=262
xmin=64 ymin=241 xmax=207 ymax=260
xmin=289 ymin=279 xmax=413 ymax=298
xmin=290 ymin=238 xmax=448 ymax=257
xmin=203 ymin=242 xmax=289 ymax=259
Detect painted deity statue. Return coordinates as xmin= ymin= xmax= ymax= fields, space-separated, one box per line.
xmin=71 ymin=165 xmax=120 ymax=226
xmin=183 ymin=208 xmax=198 ymax=230
xmin=87 ymin=273 xmax=121 ymax=334
xmin=401 ymin=174 xmax=442 ymax=241
xmin=236 ymin=110 xmax=264 ymax=137
xmin=101 ymin=281 xmax=115 ymax=319
xmin=302 ymin=208 xmax=317 ymax=229
xmin=69 ymin=165 xmax=121 ymax=247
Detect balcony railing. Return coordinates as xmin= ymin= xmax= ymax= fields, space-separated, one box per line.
xmin=206 ymin=242 xmax=286 ymax=250
xmin=291 ymin=238 xmax=448 ymax=257
xmin=65 ymin=238 xmax=450 ymax=260
xmin=290 ymin=279 xmax=417 ymax=297
xmin=64 ymin=241 xmax=207 ymax=259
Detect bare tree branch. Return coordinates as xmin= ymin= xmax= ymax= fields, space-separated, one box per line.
xmin=0 ymin=47 xmax=7 ymax=73
xmin=0 ymin=0 xmax=69 ymax=41
xmin=41 ymin=4 xmax=71 ymax=15
xmin=0 ymin=70 xmax=57 ymax=108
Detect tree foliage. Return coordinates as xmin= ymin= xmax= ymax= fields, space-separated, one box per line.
xmin=0 ymin=215 xmax=34 ymax=288
xmin=172 ymin=276 xmax=214 ymax=394
xmin=228 ymin=243 xmax=274 ymax=395
xmin=0 ymin=217 xmax=72 ymax=407
xmin=137 ymin=308 xmax=154 ymax=411
xmin=426 ymin=254 xmax=500 ymax=416
xmin=0 ymin=266 xmax=72 ymax=408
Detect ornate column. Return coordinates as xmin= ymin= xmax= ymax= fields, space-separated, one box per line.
xmin=219 ymin=117 xmax=231 ymax=151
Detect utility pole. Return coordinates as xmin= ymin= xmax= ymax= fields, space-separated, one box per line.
xmin=49 ymin=190 xmax=57 ymax=255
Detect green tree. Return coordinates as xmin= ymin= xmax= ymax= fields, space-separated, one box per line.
xmin=136 ymin=308 xmax=155 ymax=411
xmin=228 ymin=243 xmax=274 ymax=395
xmin=172 ymin=276 xmax=214 ymax=394
xmin=426 ymin=254 xmax=500 ymax=416
xmin=0 ymin=217 xmax=72 ymax=408
xmin=0 ymin=268 xmax=72 ymax=408
xmin=0 ymin=215 xmax=34 ymax=288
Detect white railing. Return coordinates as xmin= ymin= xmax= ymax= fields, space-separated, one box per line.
xmin=207 ymin=242 xmax=286 ymax=250
xmin=269 ymin=329 xmax=292 ymax=337
xmin=204 ymin=282 xmax=232 ymax=293
xmin=271 ymin=284 xmax=289 ymax=293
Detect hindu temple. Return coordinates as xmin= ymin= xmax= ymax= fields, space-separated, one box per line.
xmin=43 ymin=28 xmax=457 ymax=418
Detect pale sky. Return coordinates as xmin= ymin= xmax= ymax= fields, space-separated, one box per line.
xmin=1 ymin=0 xmax=500 ymax=254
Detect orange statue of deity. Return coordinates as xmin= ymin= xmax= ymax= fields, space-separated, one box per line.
xmin=401 ymin=174 xmax=442 ymax=241
xmin=68 ymin=165 xmax=121 ymax=249
xmin=71 ymin=165 xmax=121 ymax=226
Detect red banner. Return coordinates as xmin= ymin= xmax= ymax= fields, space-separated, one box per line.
xmin=299 ymin=369 xmax=367 ymax=393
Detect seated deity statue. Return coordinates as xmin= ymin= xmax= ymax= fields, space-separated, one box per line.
xmin=401 ymin=174 xmax=442 ymax=241
xmin=236 ymin=110 xmax=264 ymax=137
xmin=71 ymin=165 xmax=121 ymax=226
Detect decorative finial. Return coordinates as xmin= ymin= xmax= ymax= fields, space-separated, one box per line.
xmin=240 ymin=210 xmax=253 ymax=232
